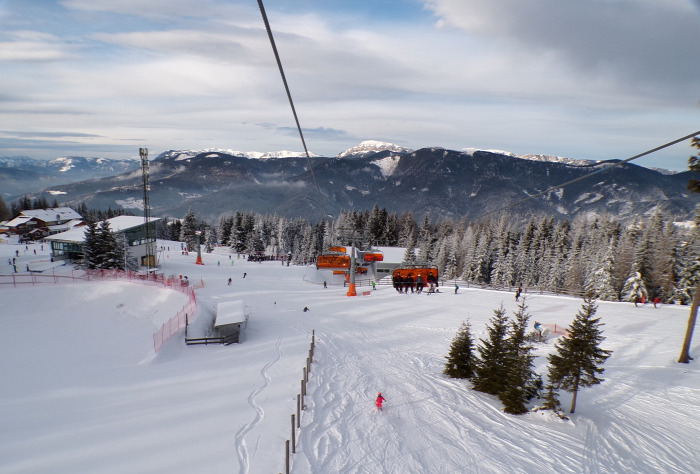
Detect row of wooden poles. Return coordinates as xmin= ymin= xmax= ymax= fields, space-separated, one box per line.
xmin=281 ymin=329 xmax=315 ymax=474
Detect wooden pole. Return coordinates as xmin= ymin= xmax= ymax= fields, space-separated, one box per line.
xmin=297 ymin=394 xmax=301 ymax=427
xmin=285 ymin=440 xmax=290 ymax=474
xmin=678 ymin=280 xmax=700 ymax=363
xmin=291 ymin=414 xmax=296 ymax=453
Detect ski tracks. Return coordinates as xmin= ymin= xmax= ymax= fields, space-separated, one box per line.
xmin=234 ymin=329 xmax=283 ymax=474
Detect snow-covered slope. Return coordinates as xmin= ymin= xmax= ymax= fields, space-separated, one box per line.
xmin=1 ymin=239 xmax=698 ymax=474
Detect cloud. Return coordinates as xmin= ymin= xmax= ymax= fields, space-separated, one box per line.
xmin=424 ymin=0 xmax=700 ymax=103
xmin=0 ymin=30 xmax=79 ymax=62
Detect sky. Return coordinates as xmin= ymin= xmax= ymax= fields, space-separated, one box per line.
xmin=1 ymin=239 xmax=699 ymax=473
xmin=0 ymin=0 xmax=699 ymax=171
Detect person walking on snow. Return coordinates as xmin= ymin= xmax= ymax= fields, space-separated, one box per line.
xmin=375 ymin=392 xmax=386 ymax=411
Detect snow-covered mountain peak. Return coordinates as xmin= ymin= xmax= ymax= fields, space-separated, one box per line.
xmin=338 ymin=140 xmax=412 ymax=158
xmin=157 ymin=148 xmax=316 ymax=161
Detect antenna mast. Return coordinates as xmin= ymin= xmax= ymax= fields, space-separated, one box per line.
xmin=140 ymin=148 xmax=155 ymax=271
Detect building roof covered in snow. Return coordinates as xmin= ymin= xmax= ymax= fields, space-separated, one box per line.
xmin=19 ymin=207 xmax=82 ymax=223
xmin=44 ymin=216 xmax=160 ymax=244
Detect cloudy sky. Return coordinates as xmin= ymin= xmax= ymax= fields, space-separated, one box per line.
xmin=1 ymin=0 xmax=699 ymax=170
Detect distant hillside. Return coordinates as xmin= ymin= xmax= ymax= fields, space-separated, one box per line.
xmin=16 ymin=144 xmax=698 ymax=223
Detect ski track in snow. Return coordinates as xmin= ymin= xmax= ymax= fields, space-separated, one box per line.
xmin=292 ymin=291 xmax=700 ymax=474
xmin=235 ymin=328 xmax=283 ymax=474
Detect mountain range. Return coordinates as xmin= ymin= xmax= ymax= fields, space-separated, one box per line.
xmin=2 ymin=141 xmax=698 ymax=223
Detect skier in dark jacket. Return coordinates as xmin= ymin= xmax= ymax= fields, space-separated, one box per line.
xmin=416 ymin=274 xmax=425 ymax=294
xmin=404 ymin=275 xmax=414 ymax=294
xmin=393 ymin=274 xmax=403 ymax=293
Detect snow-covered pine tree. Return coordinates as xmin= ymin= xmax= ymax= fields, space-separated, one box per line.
xmin=204 ymin=225 xmax=216 ymax=253
xmin=218 ymin=216 xmax=233 ymax=246
xmin=403 ymin=239 xmax=417 ymax=263
xmin=498 ymin=299 xmax=538 ymax=414
xmin=547 ymin=295 xmax=612 ymax=413
xmin=585 ymin=245 xmax=618 ymax=301
xmin=620 ymin=269 xmax=648 ymax=303
xmin=443 ymin=320 xmax=476 ymax=379
xmin=472 ymin=304 xmax=510 ymax=396
xmin=180 ymin=208 xmax=199 ymax=252
xmin=97 ymin=220 xmax=125 ymax=270
xmin=81 ymin=220 xmax=101 ymax=269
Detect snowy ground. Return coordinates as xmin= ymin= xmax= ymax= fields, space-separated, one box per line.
xmin=0 ymin=238 xmax=699 ymax=473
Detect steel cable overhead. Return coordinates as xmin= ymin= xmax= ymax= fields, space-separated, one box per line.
xmin=257 ymin=0 xmax=329 ymax=219
xmin=485 ymin=130 xmax=700 ymax=218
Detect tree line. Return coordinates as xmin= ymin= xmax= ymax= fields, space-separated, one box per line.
xmin=155 ymin=205 xmax=699 ymax=305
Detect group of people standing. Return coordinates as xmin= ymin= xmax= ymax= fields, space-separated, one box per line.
xmin=392 ymin=272 xmax=438 ymax=294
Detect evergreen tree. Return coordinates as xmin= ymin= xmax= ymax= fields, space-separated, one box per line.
xmin=81 ymin=220 xmax=101 ymax=269
xmin=97 ymin=221 xmax=124 ymax=270
xmin=472 ymin=304 xmax=510 ymax=396
xmin=444 ymin=320 xmax=476 ymax=379
xmin=180 ymin=208 xmax=199 ymax=252
xmin=0 ymin=195 xmax=11 ymax=221
xmin=204 ymin=225 xmax=216 ymax=253
xmin=547 ymin=295 xmax=612 ymax=413
xmin=538 ymin=383 xmax=567 ymax=419
xmin=620 ymin=269 xmax=648 ymax=303
xmin=499 ymin=300 xmax=538 ymax=414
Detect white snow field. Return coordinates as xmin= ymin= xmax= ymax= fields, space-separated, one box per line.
xmin=0 ymin=239 xmax=699 ymax=474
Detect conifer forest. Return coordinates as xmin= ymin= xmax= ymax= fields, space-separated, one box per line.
xmin=157 ymin=206 xmax=699 ymax=305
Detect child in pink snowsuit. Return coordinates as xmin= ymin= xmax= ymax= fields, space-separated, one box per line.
xmin=376 ymin=392 xmax=386 ymax=411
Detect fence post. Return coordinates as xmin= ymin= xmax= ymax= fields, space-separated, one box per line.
xmin=291 ymin=414 xmax=296 ymax=453
xmin=301 ymin=379 xmax=305 ymax=408
xmin=285 ymin=440 xmax=290 ymax=474
xmin=303 ymin=367 xmax=307 ymax=385
xmin=297 ymin=394 xmax=301 ymax=427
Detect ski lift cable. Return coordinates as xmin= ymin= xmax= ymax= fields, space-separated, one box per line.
xmin=257 ymin=0 xmax=329 ymax=220
xmin=484 ymin=130 xmax=700 ymax=218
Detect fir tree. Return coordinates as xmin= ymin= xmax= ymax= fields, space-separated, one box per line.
xmin=97 ymin=221 xmax=124 ymax=270
xmin=0 ymin=195 xmax=10 ymax=221
xmin=444 ymin=320 xmax=476 ymax=379
xmin=547 ymin=295 xmax=612 ymax=413
xmin=81 ymin=220 xmax=101 ymax=269
xmin=472 ymin=304 xmax=510 ymax=396
xmin=180 ymin=208 xmax=199 ymax=252
xmin=537 ymin=383 xmax=567 ymax=419
xmin=498 ymin=299 xmax=537 ymax=414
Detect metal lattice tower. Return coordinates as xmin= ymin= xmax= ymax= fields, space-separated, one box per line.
xmin=140 ymin=148 xmax=155 ymax=271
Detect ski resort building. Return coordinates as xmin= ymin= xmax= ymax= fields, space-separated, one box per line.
xmin=4 ymin=207 xmax=83 ymax=239
xmin=45 ymin=216 xmax=159 ymax=268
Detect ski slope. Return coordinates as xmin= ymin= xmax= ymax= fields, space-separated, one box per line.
xmin=0 ymin=239 xmax=698 ymax=474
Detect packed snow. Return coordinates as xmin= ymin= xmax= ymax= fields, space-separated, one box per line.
xmin=0 ymin=238 xmax=699 ymax=474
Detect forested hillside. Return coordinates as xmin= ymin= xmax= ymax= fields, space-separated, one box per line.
xmin=158 ymin=206 xmax=699 ymax=304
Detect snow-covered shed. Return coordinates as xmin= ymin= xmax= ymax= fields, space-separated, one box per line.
xmin=214 ymin=300 xmax=247 ymax=344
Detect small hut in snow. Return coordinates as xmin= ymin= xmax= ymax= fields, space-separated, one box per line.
xmin=214 ymin=300 xmax=247 ymax=344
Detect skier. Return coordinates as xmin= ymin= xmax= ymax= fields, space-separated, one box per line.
xmin=415 ymin=274 xmax=424 ymax=294
xmin=243 ymin=272 xmax=247 ymax=278
xmin=653 ymin=297 xmax=660 ymax=308
xmin=228 ymin=277 xmax=232 ymax=286
xmin=454 ymin=283 xmax=459 ymax=294
xmin=534 ymin=321 xmax=542 ymax=338
xmin=375 ymin=392 xmax=386 ymax=411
